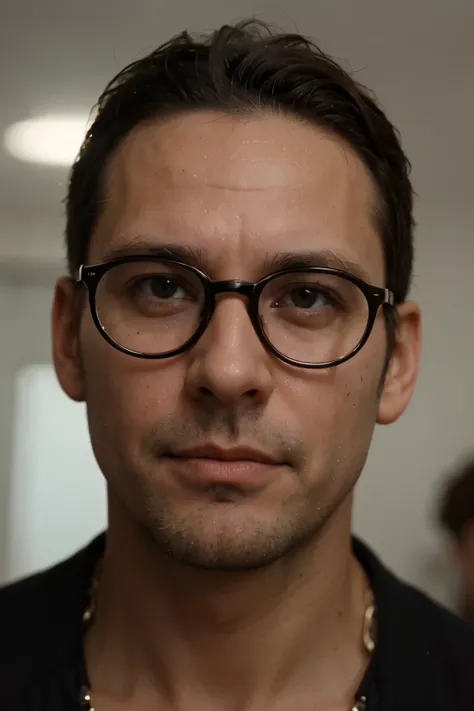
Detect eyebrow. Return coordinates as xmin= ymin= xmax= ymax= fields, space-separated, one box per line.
xmin=102 ymin=239 xmax=371 ymax=282
xmin=103 ymin=240 xmax=209 ymax=270
xmin=263 ymin=250 xmax=371 ymax=282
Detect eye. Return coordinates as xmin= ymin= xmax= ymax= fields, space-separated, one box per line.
xmin=280 ymin=285 xmax=334 ymax=310
xmin=134 ymin=275 xmax=190 ymax=300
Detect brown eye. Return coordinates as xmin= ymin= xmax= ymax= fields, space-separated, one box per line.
xmin=281 ymin=286 xmax=331 ymax=310
xmin=135 ymin=276 xmax=188 ymax=300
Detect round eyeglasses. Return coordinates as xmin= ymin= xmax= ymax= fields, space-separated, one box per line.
xmin=76 ymin=256 xmax=394 ymax=369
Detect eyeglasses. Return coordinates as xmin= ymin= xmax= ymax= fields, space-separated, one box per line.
xmin=76 ymin=256 xmax=394 ymax=369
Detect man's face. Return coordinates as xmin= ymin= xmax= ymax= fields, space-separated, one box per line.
xmin=54 ymin=111 xmax=419 ymax=569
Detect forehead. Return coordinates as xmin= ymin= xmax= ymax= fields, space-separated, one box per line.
xmin=91 ymin=111 xmax=384 ymax=281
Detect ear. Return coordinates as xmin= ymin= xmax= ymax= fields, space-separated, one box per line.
xmin=377 ymin=301 xmax=421 ymax=425
xmin=51 ymin=276 xmax=86 ymax=402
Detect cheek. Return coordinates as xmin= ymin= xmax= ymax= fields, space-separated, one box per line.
xmin=287 ymin=358 xmax=379 ymax=414
xmin=80 ymin=318 xmax=184 ymax=442
xmin=280 ymin=357 xmax=381 ymax=459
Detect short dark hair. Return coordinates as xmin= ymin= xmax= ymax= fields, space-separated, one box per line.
xmin=438 ymin=459 xmax=474 ymax=539
xmin=66 ymin=20 xmax=414 ymax=307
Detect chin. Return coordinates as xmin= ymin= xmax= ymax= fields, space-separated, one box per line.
xmin=139 ymin=504 xmax=318 ymax=572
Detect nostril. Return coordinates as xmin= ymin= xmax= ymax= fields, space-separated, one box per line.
xmin=197 ymin=386 xmax=259 ymax=400
xmin=198 ymin=386 xmax=214 ymax=397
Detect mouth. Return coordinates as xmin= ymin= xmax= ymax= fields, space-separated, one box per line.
xmin=166 ymin=445 xmax=285 ymax=489
xmin=171 ymin=444 xmax=281 ymax=465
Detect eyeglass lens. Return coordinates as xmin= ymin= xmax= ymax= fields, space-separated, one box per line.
xmin=93 ymin=259 xmax=370 ymax=363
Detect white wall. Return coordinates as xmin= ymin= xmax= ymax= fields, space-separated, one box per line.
xmin=6 ymin=365 xmax=106 ymax=583
xmin=0 ymin=278 xmax=57 ymax=580
xmin=0 ymin=200 xmax=472 ymax=608
xmin=0 ymin=215 xmax=64 ymax=267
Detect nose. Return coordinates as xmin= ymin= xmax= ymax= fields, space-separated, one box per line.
xmin=184 ymin=296 xmax=275 ymax=408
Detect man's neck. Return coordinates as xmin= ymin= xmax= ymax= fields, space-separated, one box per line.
xmin=85 ymin=497 xmax=370 ymax=711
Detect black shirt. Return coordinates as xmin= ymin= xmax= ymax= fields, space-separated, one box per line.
xmin=1 ymin=535 xmax=474 ymax=710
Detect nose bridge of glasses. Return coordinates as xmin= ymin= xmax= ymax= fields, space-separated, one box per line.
xmin=211 ymin=279 xmax=255 ymax=298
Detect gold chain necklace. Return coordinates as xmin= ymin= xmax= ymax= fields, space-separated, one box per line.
xmin=80 ymin=575 xmax=376 ymax=711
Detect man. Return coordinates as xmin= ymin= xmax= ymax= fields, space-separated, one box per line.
xmin=1 ymin=20 xmax=473 ymax=711
xmin=438 ymin=457 xmax=474 ymax=623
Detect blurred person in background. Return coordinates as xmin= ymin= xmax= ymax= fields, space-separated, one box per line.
xmin=1 ymin=19 xmax=474 ymax=711
xmin=438 ymin=458 xmax=474 ymax=623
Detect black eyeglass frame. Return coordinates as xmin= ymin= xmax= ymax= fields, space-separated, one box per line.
xmin=76 ymin=255 xmax=395 ymax=369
